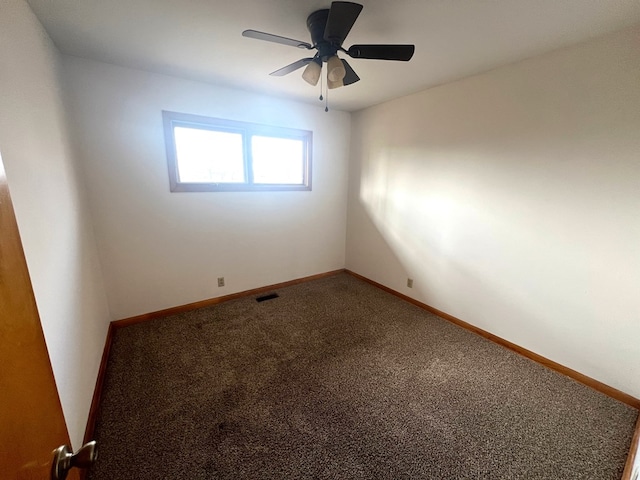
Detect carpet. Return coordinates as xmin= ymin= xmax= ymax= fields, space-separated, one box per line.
xmin=88 ymin=273 xmax=637 ymax=479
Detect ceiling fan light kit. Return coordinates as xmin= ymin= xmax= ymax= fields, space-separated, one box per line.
xmin=242 ymin=1 xmax=415 ymax=110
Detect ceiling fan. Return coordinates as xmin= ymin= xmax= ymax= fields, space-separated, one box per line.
xmin=242 ymin=1 xmax=415 ymax=92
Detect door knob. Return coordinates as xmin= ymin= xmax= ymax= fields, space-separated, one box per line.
xmin=51 ymin=441 xmax=97 ymax=480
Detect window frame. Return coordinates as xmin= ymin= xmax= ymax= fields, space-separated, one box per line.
xmin=162 ymin=111 xmax=312 ymax=192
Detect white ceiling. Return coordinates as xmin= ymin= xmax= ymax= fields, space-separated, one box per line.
xmin=27 ymin=0 xmax=640 ymax=112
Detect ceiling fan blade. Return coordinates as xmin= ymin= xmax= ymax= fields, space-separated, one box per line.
xmin=242 ymin=30 xmax=312 ymax=49
xmin=323 ymin=2 xmax=363 ymax=45
xmin=341 ymin=59 xmax=360 ymax=86
xmin=269 ymin=58 xmax=314 ymax=76
xmin=347 ymin=44 xmax=415 ymax=61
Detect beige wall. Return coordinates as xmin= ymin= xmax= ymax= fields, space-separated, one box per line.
xmin=346 ymin=25 xmax=640 ymax=397
xmin=0 ymin=0 xmax=112 ymax=448
xmin=62 ymin=57 xmax=351 ymax=319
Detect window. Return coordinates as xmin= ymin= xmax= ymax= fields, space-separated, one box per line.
xmin=162 ymin=111 xmax=312 ymax=192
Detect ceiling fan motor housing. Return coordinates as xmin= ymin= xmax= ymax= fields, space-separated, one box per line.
xmin=306 ymin=9 xmax=336 ymax=62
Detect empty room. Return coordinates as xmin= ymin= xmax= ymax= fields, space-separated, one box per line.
xmin=1 ymin=0 xmax=639 ymax=478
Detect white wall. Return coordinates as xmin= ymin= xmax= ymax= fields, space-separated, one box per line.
xmin=346 ymin=25 xmax=640 ymax=397
xmin=0 ymin=0 xmax=112 ymax=449
xmin=62 ymin=57 xmax=351 ymax=319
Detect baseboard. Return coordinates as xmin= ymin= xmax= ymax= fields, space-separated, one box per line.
xmin=113 ymin=269 xmax=345 ymax=328
xmin=83 ymin=322 xmax=114 ymax=446
xmin=345 ymin=269 xmax=640 ymax=411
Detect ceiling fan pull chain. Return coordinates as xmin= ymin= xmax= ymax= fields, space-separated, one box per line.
xmin=319 ymin=69 xmax=324 ymax=101
xmin=325 ymin=82 xmax=329 ymax=112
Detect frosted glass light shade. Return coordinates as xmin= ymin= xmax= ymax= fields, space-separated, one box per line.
xmin=327 ymin=76 xmax=344 ymax=89
xmin=302 ymin=61 xmax=321 ymax=86
xmin=327 ymin=55 xmax=346 ymax=82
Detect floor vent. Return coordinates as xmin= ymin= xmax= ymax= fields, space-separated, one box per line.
xmin=256 ymin=293 xmax=279 ymax=302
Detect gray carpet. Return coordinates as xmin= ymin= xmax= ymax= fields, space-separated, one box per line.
xmin=88 ymin=273 xmax=637 ymax=479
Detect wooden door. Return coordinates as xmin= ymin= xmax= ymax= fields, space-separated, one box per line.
xmin=0 ymin=154 xmax=79 ymax=480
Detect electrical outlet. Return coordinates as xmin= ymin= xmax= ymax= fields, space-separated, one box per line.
xmin=407 ymin=278 xmax=413 ymax=288
xmin=217 ymin=277 xmax=225 ymax=287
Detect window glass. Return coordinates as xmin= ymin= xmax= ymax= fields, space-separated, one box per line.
xmin=174 ymin=127 xmax=244 ymax=183
xmin=251 ymin=136 xmax=304 ymax=185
